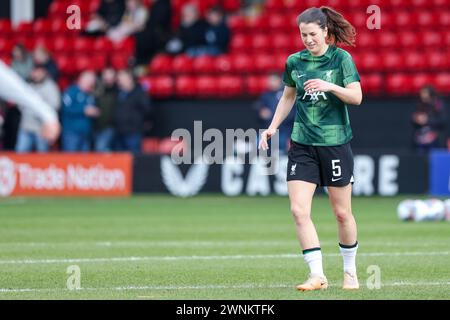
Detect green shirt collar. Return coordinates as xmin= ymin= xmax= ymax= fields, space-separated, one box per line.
xmin=300 ymin=45 xmax=336 ymax=62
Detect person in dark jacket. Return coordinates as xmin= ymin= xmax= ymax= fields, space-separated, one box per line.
xmin=204 ymin=6 xmax=230 ymax=55
xmin=114 ymin=69 xmax=151 ymax=153
xmin=134 ymin=0 xmax=172 ymax=65
xmin=94 ymin=67 xmax=118 ymax=152
xmin=412 ymin=85 xmax=447 ymax=152
xmin=166 ymin=3 xmax=208 ymax=57
xmin=84 ymin=0 xmax=126 ymax=35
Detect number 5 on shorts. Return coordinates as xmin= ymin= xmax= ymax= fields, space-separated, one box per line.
xmin=332 ymin=159 xmax=341 ymax=177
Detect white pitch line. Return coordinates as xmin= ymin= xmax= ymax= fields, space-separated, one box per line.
xmin=0 ymin=251 xmax=448 ymax=265
xmin=0 ymin=281 xmax=449 ymax=294
xmin=0 ymin=240 xmax=448 ymax=248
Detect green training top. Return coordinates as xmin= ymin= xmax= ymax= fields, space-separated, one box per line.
xmin=283 ymin=45 xmax=360 ymax=146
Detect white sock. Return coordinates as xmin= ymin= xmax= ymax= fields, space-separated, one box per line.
xmin=339 ymin=242 xmax=358 ymax=275
xmin=303 ymin=249 xmax=324 ymax=277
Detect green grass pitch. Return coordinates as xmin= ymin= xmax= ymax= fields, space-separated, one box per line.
xmin=0 ymin=195 xmax=449 ymax=300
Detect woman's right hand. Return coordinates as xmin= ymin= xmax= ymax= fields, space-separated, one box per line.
xmin=259 ymin=128 xmax=277 ymax=151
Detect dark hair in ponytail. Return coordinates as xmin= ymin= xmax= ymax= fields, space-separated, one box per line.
xmin=296 ymin=6 xmax=356 ymax=47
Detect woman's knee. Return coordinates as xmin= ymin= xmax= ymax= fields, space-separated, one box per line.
xmin=290 ymin=204 xmax=311 ymax=225
xmin=333 ymin=207 xmax=353 ymax=224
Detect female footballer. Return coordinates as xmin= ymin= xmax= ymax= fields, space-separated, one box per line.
xmin=260 ymin=7 xmax=362 ymax=291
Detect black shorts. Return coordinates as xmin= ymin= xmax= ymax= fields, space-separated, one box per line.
xmin=286 ymin=140 xmax=354 ymax=187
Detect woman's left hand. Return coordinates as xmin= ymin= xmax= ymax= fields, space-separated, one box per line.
xmin=303 ymin=79 xmax=335 ymax=93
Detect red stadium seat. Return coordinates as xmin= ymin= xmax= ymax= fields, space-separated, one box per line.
xmin=229 ymin=33 xmax=249 ymax=52
xmin=264 ymin=0 xmax=285 ymax=11
xmin=433 ymin=73 xmax=450 ymax=93
xmin=404 ymin=51 xmax=426 ymax=71
xmin=0 ymin=54 xmax=11 ymax=65
xmin=75 ymin=54 xmax=92 ymax=72
xmin=176 ymin=76 xmax=196 ymax=97
xmin=144 ymin=76 xmax=174 ymax=98
xmin=268 ymin=13 xmax=288 ymax=31
xmin=52 ymin=36 xmax=73 ymax=53
xmin=245 ymin=75 xmax=268 ymax=96
xmin=217 ymin=75 xmax=243 ymax=97
xmin=16 ymin=22 xmax=33 ymax=35
xmin=360 ymin=53 xmax=380 ymax=72
xmin=386 ymin=0 xmax=409 ymax=8
xmin=73 ymin=37 xmax=92 ymax=53
xmin=251 ymin=33 xmax=271 ymax=51
xmin=55 ymin=54 xmax=76 ymax=74
xmin=360 ymin=73 xmax=383 ymax=95
xmin=112 ymin=37 xmax=135 ymax=55
xmin=50 ymin=19 xmax=69 ymax=35
xmin=111 ymin=54 xmax=130 ymax=69
xmin=394 ymin=12 xmax=417 ymax=28
xmin=398 ymin=31 xmax=420 ymax=48
xmin=196 ymin=76 xmax=219 ymax=97
xmin=230 ymin=53 xmax=253 ymax=73
xmin=48 ymin=2 xmax=67 ymax=16
xmin=272 ymin=34 xmax=291 ymax=52
xmin=382 ymin=52 xmax=403 ymax=72
xmin=378 ymin=31 xmax=397 ymax=48
xmin=193 ymin=55 xmax=215 ymax=73
xmin=254 ymin=53 xmax=276 ymax=72
xmin=172 ymin=54 xmax=194 ymax=74
xmin=386 ymin=74 xmax=413 ymax=95
xmin=93 ymin=37 xmax=113 ymax=52
xmin=149 ymin=54 xmax=173 ymax=74
xmin=416 ymin=11 xmax=435 ymax=28
xmin=420 ymin=31 xmax=442 ymax=48
xmin=33 ymin=19 xmax=51 ymax=34
xmin=425 ymin=51 xmax=449 ymax=70
xmin=438 ymin=11 xmax=450 ymax=27
xmin=0 ymin=19 xmax=12 ymax=35
xmin=223 ymin=0 xmax=240 ymax=12
xmin=357 ymin=31 xmax=377 ymax=48
xmin=246 ymin=15 xmax=269 ymax=30
xmin=0 ymin=38 xmax=13 ymax=54
xmin=214 ymin=55 xmax=232 ymax=73
xmin=91 ymin=55 xmax=106 ymax=71
xmin=412 ymin=73 xmax=433 ymax=92
xmin=274 ymin=52 xmax=290 ymax=72
xmin=227 ymin=15 xmax=246 ymax=33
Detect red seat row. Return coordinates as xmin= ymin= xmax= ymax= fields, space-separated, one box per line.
xmin=228 ymin=10 xmax=450 ymax=32
xmin=139 ymin=73 xmax=450 ymax=98
xmin=264 ymin=0 xmax=449 ymax=12
xmin=149 ymin=53 xmax=290 ymax=75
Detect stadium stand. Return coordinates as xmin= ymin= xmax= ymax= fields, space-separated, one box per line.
xmin=0 ymin=0 xmax=448 ymax=98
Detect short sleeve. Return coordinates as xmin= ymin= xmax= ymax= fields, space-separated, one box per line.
xmin=282 ymin=58 xmax=296 ymax=87
xmin=341 ymin=55 xmax=360 ymax=86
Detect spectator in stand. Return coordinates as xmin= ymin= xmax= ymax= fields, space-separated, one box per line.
xmin=61 ymin=71 xmax=100 ymax=152
xmin=32 ymin=44 xmax=59 ymax=81
xmin=84 ymin=0 xmax=125 ymax=36
xmin=114 ymin=69 xmax=151 ymax=153
xmin=11 ymin=44 xmax=33 ymax=80
xmin=94 ymin=67 xmax=118 ymax=152
xmin=107 ymin=0 xmax=148 ymax=43
xmin=15 ymin=65 xmax=60 ymax=152
xmin=204 ymin=6 xmax=230 ymax=56
xmin=134 ymin=0 xmax=172 ymax=66
xmin=166 ymin=3 xmax=208 ymax=57
xmin=255 ymin=73 xmax=295 ymax=154
xmin=412 ymin=85 xmax=447 ymax=153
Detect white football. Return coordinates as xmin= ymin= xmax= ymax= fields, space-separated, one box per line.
xmin=397 ymin=199 xmax=415 ymax=221
xmin=424 ymin=199 xmax=445 ymax=221
xmin=412 ymin=200 xmax=430 ymax=222
xmin=444 ymin=199 xmax=450 ymax=221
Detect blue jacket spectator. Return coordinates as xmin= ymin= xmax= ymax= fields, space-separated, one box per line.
xmin=61 ymin=71 xmax=100 ymax=152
